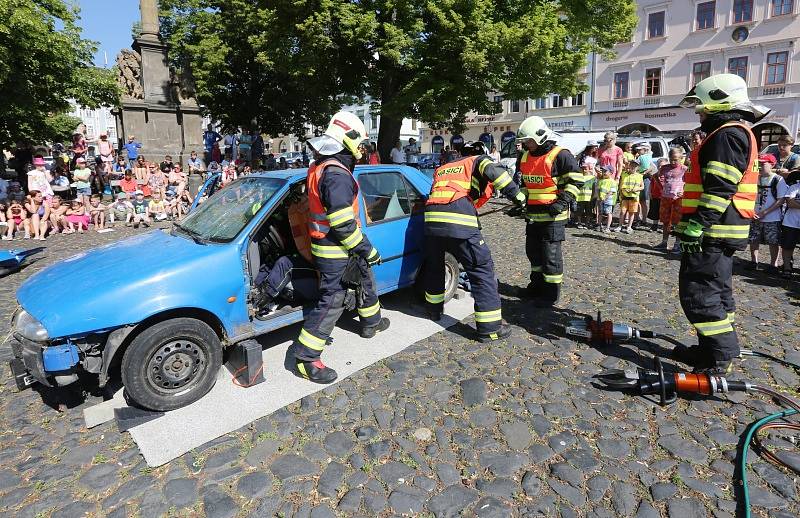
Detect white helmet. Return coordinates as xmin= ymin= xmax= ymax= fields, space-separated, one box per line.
xmin=307 ymin=111 xmax=367 ymax=159
xmin=680 ymin=73 xmax=770 ymax=122
xmin=516 ymin=116 xmax=556 ymax=145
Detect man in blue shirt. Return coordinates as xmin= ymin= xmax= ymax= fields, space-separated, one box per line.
xmin=203 ymin=124 xmax=222 ymax=165
xmin=124 ymin=135 xmax=142 ymax=161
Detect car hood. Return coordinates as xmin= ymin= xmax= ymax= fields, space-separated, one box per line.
xmin=17 ymin=230 xmax=230 ymax=335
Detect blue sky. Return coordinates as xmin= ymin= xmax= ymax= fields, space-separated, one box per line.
xmin=74 ymin=0 xmax=141 ymax=67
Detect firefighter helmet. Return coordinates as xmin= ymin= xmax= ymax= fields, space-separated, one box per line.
xmin=307 ymin=111 xmax=367 ymax=159
xmin=680 ymin=73 xmax=770 ymax=122
xmin=461 ymin=141 xmax=487 ymax=156
xmin=516 ymin=116 xmax=555 ymax=145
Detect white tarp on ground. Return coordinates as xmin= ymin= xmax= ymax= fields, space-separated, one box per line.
xmin=84 ymin=292 xmax=474 ymax=467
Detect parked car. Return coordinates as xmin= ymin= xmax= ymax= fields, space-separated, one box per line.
xmin=9 ymin=166 xmax=460 ymax=411
xmin=499 ymin=131 xmax=608 ymax=174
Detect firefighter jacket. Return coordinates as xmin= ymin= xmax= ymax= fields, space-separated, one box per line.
xmin=676 ymin=116 xmax=758 ymax=250
xmin=424 ymin=154 xmax=521 ymax=239
xmin=307 ymin=154 xmax=378 ymax=261
xmin=516 ymin=142 xmax=583 ymax=223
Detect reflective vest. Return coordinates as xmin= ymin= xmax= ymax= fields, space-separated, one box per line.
xmin=576 ymin=173 xmax=595 ymax=202
xmin=306 ymin=159 xmax=361 ymax=240
xmin=681 ymin=122 xmax=758 ymax=219
xmin=518 ymin=147 xmax=562 ymax=206
xmin=426 ymin=156 xmax=493 ymax=207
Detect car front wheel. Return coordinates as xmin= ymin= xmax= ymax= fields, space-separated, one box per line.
xmin=121 ymin=318 xmax=222 ymax=411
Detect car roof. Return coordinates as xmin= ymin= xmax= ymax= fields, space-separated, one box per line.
xmin=248 ymin=164 xmax=419 ymax=182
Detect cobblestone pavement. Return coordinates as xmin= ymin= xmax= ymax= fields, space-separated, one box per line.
xmin=0 ymin=205 xmax=798 ymax=518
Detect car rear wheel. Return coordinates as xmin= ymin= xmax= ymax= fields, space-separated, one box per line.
xmin=415 ymin=252 xmax=460 ymax=304
xmin=121 ymin=318 xmax=222 ymax=411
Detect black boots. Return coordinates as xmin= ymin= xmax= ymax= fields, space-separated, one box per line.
xmin=477 ymin=323 xmax=513 ymax=343
xmin=294 ymin=359 xmax=338 ymax=384
xmin=360 ymin=317 xmax=391 ymax=338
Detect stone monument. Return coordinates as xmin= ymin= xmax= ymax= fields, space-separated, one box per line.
xmin=113 ymin=0 xmax=204 ymax=164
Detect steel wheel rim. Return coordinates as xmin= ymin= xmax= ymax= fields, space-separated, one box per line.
xmin=146 ymin=339 xmax=208 ymax=395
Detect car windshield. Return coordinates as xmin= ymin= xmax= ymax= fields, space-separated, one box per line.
xmin=176 ymin=176 xmax=285 ymax=242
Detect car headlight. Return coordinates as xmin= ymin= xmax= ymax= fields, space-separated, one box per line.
xmin=13 ymin=308 xmax=49 ymax=342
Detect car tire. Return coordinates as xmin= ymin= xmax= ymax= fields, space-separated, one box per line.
xmin=415 ymin=252 xmax=460 ymax=304
xmin=121 ymin=318 xmax=222 ymax=412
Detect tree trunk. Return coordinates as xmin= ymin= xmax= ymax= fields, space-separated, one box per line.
xmin=377 ymin=114 xmax=402 ymax=164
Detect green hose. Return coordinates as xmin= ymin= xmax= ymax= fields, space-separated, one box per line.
xmin=739 ymin=409 xmax=798 ymax=518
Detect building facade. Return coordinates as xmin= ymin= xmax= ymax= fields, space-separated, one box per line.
xmin=68 ymin=101 xmax=118 ymax=145
xmin=419 ymin=63 xmax=592 ymax=153
xmin=591 ymin=0 xmax=800 ymax=146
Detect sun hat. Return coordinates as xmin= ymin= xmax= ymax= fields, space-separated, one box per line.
xmin=134 ymin=190 xmax=144 ymax=195
xmin=32 ymin=157 xmax=45 ymax=166
xmin=758 ymin=154 xmax=777 ymax=166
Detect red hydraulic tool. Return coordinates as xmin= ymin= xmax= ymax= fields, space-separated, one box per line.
xmin=564 ymin=311 xmax=656 ymax=346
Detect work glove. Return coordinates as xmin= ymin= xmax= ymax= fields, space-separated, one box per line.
xmin=366 ymin=247 xmax=382 ymax=267
xmin=679 ymin=219 xmax=704 ymax=254
xmin=514 ymin=191 xmax=526 ymax=209
xmin=548 ymin=199 xmax=569 ymax=217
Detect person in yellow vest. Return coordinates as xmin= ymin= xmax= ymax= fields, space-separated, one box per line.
xmin=672 ymin=74 xmax=770 ymax=374
xmin=290 ymin=111 xmax=389 ymax=383
xmin=424 ymin=141 xmax=526 ymax=341
xmin=515 ymin=116 xmax=585 ymax=306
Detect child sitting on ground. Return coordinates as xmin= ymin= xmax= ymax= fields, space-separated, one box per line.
xmin=148 ymin=192 xmax=169 ymax=221
xmin=4 ymin=200 xmax=30 ymax=240
xmin=108 ymin=192 xmax=134 ymax=226
xmin=596 ymin=166 xmax=617 ymax=233
xmin=88 ymin=194 xmax=107 ymax=231
xmin=119 ymin=170 xmax=138 ymax=197
xmin=64 ymin=200 xmax=89 ymax=234
xmin=131 ymin=190 xmax=151 ymax=228
xmin=48 ymin=196 xmax=68 ymax=233
xmin=24 ymin=190 xmax=49 ymax=241
xmin=617 ymin=159 xmax=644 ymax=234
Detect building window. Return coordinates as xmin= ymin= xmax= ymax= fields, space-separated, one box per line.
xmin=645 ymin=68 xmax=661 ymax=96
xmin=692 ymin=61 xmax=711 ymax=84
xmin=510 ymin=100 xmax=520 ymax=113
xmin=733 ymin=0 xmax=753 ymax=22
xmin=727 ymin=56 xmax=748 ymax=80
xmin=772 ymin=0 xmax=794 ymax=16
xmin=535 ymin=97 xmax=546 ymax=109
xmin=696 ymin=1 xmax=716 ymax=30
xmin=613 ymin=72 xmax=629 ymax=99
xmin=493 ymin=95 xmax=503 ymax=103
xmin=574 ymin=92 xmax=585 ymax=106
xmin=371 ymin=113 xmax=378 ymax=129
xmin=648 ymin=11 xmax=665 ymax=38
xmin=766 ymin=51 xmax=788 ymax=84
xmin=552 ymin=94 xmax=565 ymax=108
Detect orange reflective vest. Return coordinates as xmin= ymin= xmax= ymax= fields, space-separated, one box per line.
xmin=681 ymin=122 xmax=758 ymax=219
xmin=306 ymin=159 xmax=361 ymax=240
xmin=288 ymin=196 xmax=313 ymax=263
xmin=426 ymin=156 xmax=493 ymax=207
xmin=518 ymin=146 xmax=562 ymax=206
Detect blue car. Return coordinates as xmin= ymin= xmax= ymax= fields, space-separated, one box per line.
xmin=9 ymin=166 xmax=460 ymax=411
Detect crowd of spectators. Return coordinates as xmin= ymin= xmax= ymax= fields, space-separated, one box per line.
xmin=565 ymin=132 xmax=800 ymax=277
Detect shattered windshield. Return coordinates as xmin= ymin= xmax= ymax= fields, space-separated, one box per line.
xmin=177 ymin=177 xmax=285 ymax=242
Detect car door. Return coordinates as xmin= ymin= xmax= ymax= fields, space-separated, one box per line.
xmin=355 ymin=169 xmax=425 ymax=294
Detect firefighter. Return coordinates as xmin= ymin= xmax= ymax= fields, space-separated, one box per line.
xmin=290 ymin=111 xmax=389 ymax=383
xmin=423 ymin=141 xmax=526 ymax=341
xmin=515 ymin=116 xmax=584 ymax=306
xmin=672 ymin=73 xmax=770 ymax=374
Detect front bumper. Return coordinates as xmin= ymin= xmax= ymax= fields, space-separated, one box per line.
xmin=10 ymin=335 xmax=51 ymax=388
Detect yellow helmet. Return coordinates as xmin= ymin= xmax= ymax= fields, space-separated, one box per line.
xmin=680 ymin=73 xmax=770 ymax=122
xmin=308 ymin=111 xmax=367 ymax=160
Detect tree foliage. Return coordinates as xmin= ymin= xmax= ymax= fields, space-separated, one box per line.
xmin=161 ymin=0 xmax=637 ymax=155
xmin=0 ymin=0 xmax=120 ymax=149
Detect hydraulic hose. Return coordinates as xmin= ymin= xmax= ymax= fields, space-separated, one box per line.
xmin=739 ymin=409 xmax=798 ymax=518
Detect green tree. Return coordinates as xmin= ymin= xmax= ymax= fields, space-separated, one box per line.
xmin=161 ymin=0 xmax=636 ymax=159
xmin=0 ymin=0 xmax=120 ymax=150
